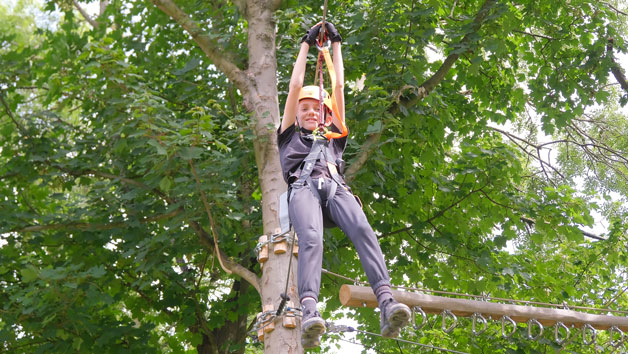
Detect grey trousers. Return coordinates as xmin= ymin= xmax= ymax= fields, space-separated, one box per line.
xmin=289 ymin=177 xmax=391 ymax=302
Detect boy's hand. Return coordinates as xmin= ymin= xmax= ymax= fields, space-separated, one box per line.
xmin=324 ymin=22 xmax=342 ymax=43
xmin=301 ymin=23 xmax=322 ymax=46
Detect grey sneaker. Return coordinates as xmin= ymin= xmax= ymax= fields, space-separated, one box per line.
xmin=301 ymin=309 xmax=326 ymax=348
xmin=380 ymin=298 xmax=411 ymax=338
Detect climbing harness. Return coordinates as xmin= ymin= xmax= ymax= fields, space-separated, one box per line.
xmin=290 ymin=132 xmax=347 ymax=207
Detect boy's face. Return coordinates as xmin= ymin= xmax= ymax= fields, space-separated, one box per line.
xmin=297 ymin=98 xmax=320 ymax=131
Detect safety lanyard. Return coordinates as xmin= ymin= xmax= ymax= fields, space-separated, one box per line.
xmin=313 ymin=22 xmax=347 ymax=140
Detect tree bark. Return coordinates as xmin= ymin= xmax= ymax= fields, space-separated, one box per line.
xmin=243 ymin=0 xmax=301 ymax=352
xmin=152 ymin=0 xmax=300 ymax=351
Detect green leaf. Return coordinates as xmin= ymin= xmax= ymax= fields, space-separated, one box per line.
xmin=147 ymin=139 xmax=167 ymax=155
xmin=179 ymin=146 xmax=204 ymax=160
xmin=190 ymin=332 xmax=203 ymax=346
xmin=159 ymin=176 xmax=173 ymax=192
xmin=366 ymin=120 xmax=382 ymax=134
xmin=86 ymin=265 xmax=106 ymax=278
xmin=21 ymin=265 xmax=39 ymax=283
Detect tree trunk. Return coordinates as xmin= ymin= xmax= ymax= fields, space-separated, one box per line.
xmin=245 ymin=1 xmax=301 ymax=353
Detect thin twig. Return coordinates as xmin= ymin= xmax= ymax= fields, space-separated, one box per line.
xmin=601 ymin=1 xmax=628 ymax=16
xmin=72 ymin=0 xmax=99 ymax=28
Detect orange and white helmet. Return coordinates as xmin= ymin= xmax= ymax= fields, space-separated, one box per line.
xmin=299 ymin=85 xmax=333 ymax=111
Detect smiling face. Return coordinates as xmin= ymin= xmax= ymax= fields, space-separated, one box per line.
xmin=296 ymin=98 xmax=321 ymax=131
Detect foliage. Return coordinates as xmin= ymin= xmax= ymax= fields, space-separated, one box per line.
xmin=1 ymin=0 xmax=627 ymax=353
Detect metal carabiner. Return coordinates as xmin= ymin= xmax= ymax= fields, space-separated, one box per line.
xmin=472 ymin=313 xmax=488 ymax=336
xmin=501 ymin=316 xmax=517 ymax=338
xmin=527 ymin=318 xmax=544 ymax=341
xmin=441 ymin=310 xmax=457 ymax=334
xmin=412 ymin=306 xmax=428 ymax=330
xmin=554 ymin=322 xmax=570 ymax=345
xmin=315 ymin=39 xmax=331 ymax=52
xmin=609 ymin=326 xmax=624 ymax=348
xmin=582 ymin=323 xmax=596 ymax=346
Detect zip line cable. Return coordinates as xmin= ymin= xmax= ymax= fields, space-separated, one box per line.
xmin=326 ymin=326 xmax=470 ymax=354
xmin=353 ymin=328 xmax=470 ymax=354
xmin=249 ymin=310 xmax=470 ymax=354
xmin=325 ymin=321 xmax=470 ymax=354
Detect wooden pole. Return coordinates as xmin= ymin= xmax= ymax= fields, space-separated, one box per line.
xmin=339 ymin=285 xmax=628 ymax=331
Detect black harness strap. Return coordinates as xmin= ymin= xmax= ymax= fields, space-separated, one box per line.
xmin=291 ymin=134 xmax=346 ymax=207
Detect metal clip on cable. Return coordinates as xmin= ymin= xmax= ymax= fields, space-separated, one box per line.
xmin=254 ymin=236 xmax=269 ymax=255
xmin=527 ymin=318 xmax=544 ymax=340
xmin=554 ymin=322 xmax=570 ymax=345
xmin=609 ymin=325 xmax=624 ymax=348
xmin=501 ymin=316 xmax=517 ymax=338
xmin=326 ymin=321 xmax=356 ymax=333
xmin=412 ymin=306 xmax=428 ymax=330
xmin=582 ymin=323 xmax=596 ymax=346
xmin=472 ymin=313 xmax=488 ymax=336
xmin=441 ymin=310 xmax=457 ymax=334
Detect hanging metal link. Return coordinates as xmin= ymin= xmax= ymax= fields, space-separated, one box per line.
xmin=501 ymin=316 xmax=517 ymax=338
xmin=441 ymin=310 xmax=458 ymax=333
xmin=526 ymin=318 xmax=544 ymax=340
xmin=582 ymin=323 xmax=597 ymax=346
xmin=609 ymin=326 xmax=624 ymax=348
xmin=553 ymin=322 xmax=570 ymax=345
xmin=471 ymin=313 xmax=488 ymax=336
xmin=412 ymin=306 xmax=428 ymax=330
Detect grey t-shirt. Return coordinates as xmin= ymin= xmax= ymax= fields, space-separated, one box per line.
xmin=277 ymin=124 xmax=348 ymax=184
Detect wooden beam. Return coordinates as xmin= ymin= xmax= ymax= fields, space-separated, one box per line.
xmin=340 ymin=285 xmax=628 ymax=332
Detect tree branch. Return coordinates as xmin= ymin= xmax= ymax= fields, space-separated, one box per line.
xmin=232 ymin=0 xmax=247 ymax=17
xmin=12 ymin=208 xmax=182 ymax=233
xmin=0 ymin=93 xmax=27 ymax=135
xmin=50 ymin=164 xmax=260 ymax=292
xmin=512 ymin=29 xmax=556 ymax=41
xmin=72 ymin=0 xmax=99 ymax=28
xmin=379 ymin=182 xmax=487 ymax=238
xmin=607 ymin=38 xmax=628 ymax=92
xmin=520 ymin=216 xmax=605 ymax=241
xmin=405 ymin=230 xmax=488 ymax=273
xmin=604 ymin=284 xmax=628 ymax=308
xmin=404 ymin=0 xmax=497 ymax=107
xmin=188 ymin=220 xmax=261 ymax=294
xmin=189 ymin=160 xmax=261 ymax=294
xmin=99 ymin=0 xmax=109 ymax=16
xmin=345 ymin=131 xmax=381 ymax=182
xmin=601 ymin=2 xmax=628 ymax=16
xmin=489 ymin=125 xmax=565 ymax=179
xmin=346 ymin=0 xmax=497 ymax=178
xmin=149 ymin=0 xmax=248 ymax=92
xmin=58 ymin=167 xmax=175 ymax=204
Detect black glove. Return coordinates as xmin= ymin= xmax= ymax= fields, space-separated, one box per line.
xmin=301 ymin=24 xmax=322 ymax=46
xmin=324 ymin=22 xmax=342 ymax=43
